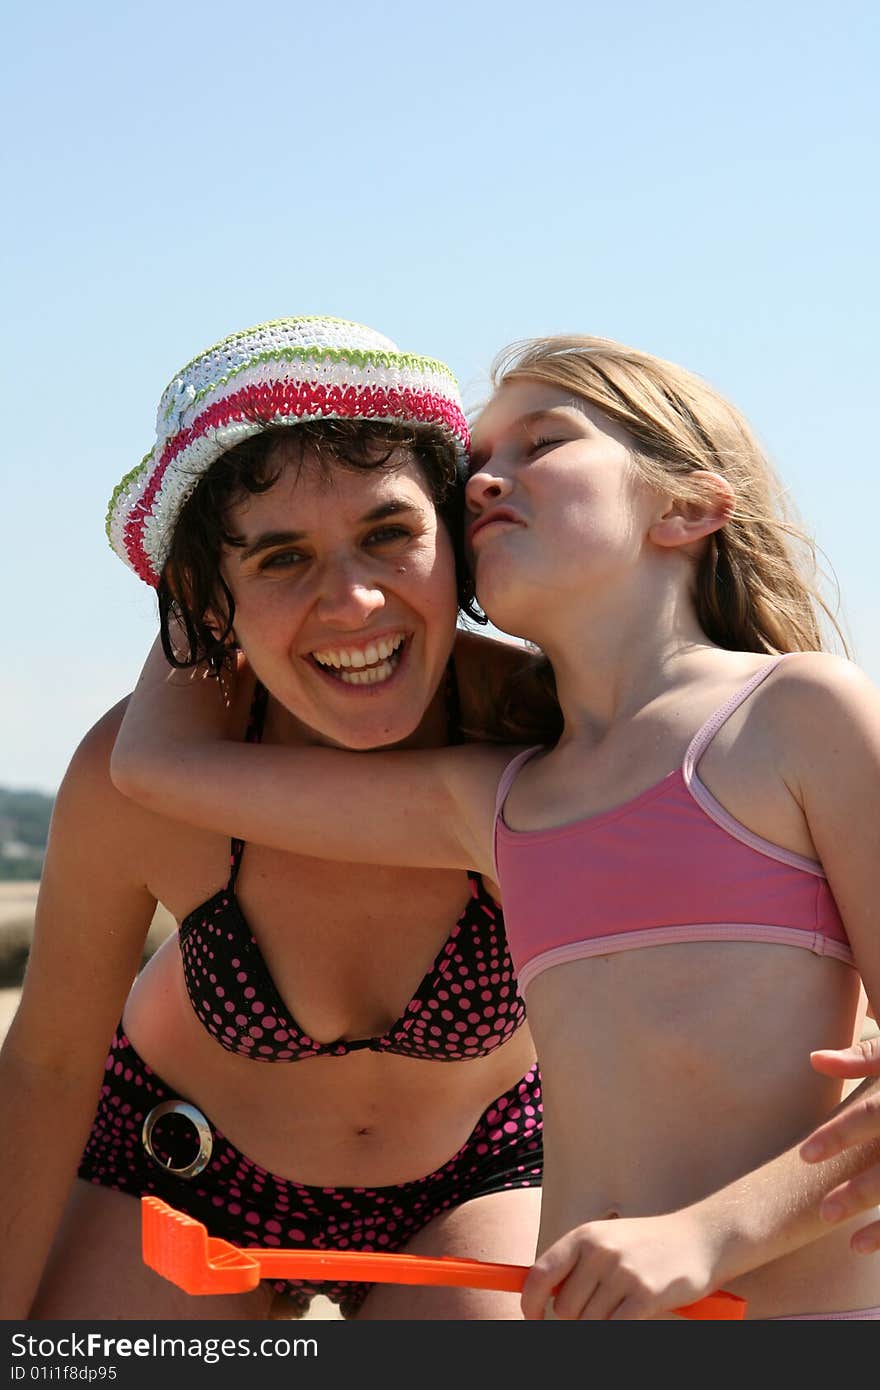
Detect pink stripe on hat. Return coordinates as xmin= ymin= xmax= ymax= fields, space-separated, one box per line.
xmin=107 ymin=317 xmax=469 ymax=587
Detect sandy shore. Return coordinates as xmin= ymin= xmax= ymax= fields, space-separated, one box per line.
xmin=0 ymin=986 xmax=20 ymax=1040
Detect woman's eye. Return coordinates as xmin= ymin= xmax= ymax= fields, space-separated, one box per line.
xmin=529 ymin=436 xmax=563 ymax=455
xmin=365 ymin=526 xmax=410 ymax=546
xmin=260 ymin=549 xmax=306 ymax=571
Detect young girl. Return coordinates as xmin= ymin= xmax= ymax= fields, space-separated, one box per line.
xmin=113 ymin=334 xmax=880 ymax=1319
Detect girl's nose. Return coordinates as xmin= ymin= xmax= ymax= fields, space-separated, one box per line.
xmin=464 ymin=466 xmax=514 ymax=513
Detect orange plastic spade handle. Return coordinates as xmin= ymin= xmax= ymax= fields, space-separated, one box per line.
xmin=142 ymin=1197 xmax=746 ymax=1318
xmin=673 ymin=1290 xmax=747 ymax=1319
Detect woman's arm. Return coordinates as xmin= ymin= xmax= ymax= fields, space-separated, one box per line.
xmin=0 ymin=706 xmax=158 ymax=1317
xmin=799 ymin=1035 xmax=880 ymax=1249
xmin=111 ymin=638 xmax=511 ymax=880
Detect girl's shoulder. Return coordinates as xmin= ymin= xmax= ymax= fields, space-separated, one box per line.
xmin=765 ymin=651 xmax=877 ymax=716
xmin=759 ymin=652 xmax=880 ymax=777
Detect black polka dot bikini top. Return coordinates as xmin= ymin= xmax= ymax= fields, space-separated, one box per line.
xmin=178 ymin=677 xmax=527 ymax=1062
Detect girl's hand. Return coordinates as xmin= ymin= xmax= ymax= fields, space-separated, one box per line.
xmin=520 ymin=1211 xmax=719 ymax=1320
xmin=800 ymin=1036 xmax=880 ymax=1253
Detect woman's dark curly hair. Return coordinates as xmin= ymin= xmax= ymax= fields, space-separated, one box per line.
xmin=158 ymin=418 xmax=484 ymax=670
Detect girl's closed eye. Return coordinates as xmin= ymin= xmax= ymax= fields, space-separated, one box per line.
xmin=528 ymin=436 xmax=564 ymax=456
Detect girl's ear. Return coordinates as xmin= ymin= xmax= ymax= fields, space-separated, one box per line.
xmin=648 ymin=472 xmax=736 ymax=550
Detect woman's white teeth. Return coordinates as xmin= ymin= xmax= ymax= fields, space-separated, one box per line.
xmin=339 ymin=660 xmax=395 ymax=685
xmin=312 ymin=634 xmax=405 ymax=683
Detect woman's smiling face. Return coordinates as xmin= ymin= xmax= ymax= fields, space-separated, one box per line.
xmin=219 ymin=439 xmax=460 ymax=750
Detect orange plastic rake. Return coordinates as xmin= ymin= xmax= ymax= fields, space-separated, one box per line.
xmin=141 ymin=1197 xmax=746 ymax=1318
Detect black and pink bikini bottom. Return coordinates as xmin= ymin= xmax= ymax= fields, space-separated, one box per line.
xmin=78 ymin=1029 xmax=543 ymax=1317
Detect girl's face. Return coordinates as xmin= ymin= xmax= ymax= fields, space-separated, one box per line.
xmin=466 ymin=378 xmax=658 ymax=637
xmin=219 ymin=445 xmax=459 ymax=749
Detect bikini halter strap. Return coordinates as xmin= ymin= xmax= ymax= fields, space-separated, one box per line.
xmin=228 ymin=681 xmax=269 ymax=887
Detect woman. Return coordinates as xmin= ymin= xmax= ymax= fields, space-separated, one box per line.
xmin=0 ymin=316 xmax=557 ymax=1320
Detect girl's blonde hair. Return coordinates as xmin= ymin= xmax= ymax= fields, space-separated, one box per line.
xmin=491 ymin=335 xmax=847 ymax=656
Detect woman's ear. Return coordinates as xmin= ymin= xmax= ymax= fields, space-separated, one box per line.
xmin=204 ymin=609 xmax=236 ymax=645
xmin=648 ymin=472 xmax=736 ymax=550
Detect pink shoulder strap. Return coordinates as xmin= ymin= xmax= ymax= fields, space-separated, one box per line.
xmin=492 ymin=745 xmax=542 ymax=885
xmin=683 ymin=655 xmax=788 ymax=781
xmin=494 ymin=746 xmax=542 ymax=820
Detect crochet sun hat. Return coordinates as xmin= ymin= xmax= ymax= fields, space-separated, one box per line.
xmin=106 ymin=315 xmax=470 ymax=587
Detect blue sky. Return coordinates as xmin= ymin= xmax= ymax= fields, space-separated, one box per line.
xmin=3 ymin=0 xmax=877 ymax=793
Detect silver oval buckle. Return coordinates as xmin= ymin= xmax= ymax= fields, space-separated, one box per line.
xmin=142 ymin=1099 xmax=213 ymax=1179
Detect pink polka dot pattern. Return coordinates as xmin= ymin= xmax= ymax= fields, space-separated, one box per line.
xmin=177 ymin=679 xmax=528 ymax=1065
xmin=179 ymin=871 xmax=525 ymax=1063
xmin=79 ymin=1032 xmax=543 ymax=1319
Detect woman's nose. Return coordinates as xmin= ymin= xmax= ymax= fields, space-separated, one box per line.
xmin=314 ymin=561 xmax=386 ymax=626
xmin=464 ymin=465 xmax=513 ymax=513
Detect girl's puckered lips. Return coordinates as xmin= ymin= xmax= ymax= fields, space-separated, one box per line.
xmin=467 ymin=509 xmax=525 ymax=546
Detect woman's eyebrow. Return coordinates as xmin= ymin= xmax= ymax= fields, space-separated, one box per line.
xmin=359 ymin=499 xmax=421 ymax=523
xmin=236 ymin=529 xmax=305 ymax=560
xmin=236 ymin=502 xmax=421 ymax=561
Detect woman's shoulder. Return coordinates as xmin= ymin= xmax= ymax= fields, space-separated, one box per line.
xmin=55 ymin=696 xmax=160 ymax=837
xmin=453 ymin=626 xmax=534 ymax=685
xmin=53 ymin=697 xmax=227 ymax=904
xmin=452 ymin=627 xmax=562 ymax=746
xmin=63 ymin=697 xmax=130 ymax=782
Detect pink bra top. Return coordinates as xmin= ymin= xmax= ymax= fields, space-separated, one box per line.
xmin=493 ymin=657 xmax=853 ymax=993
